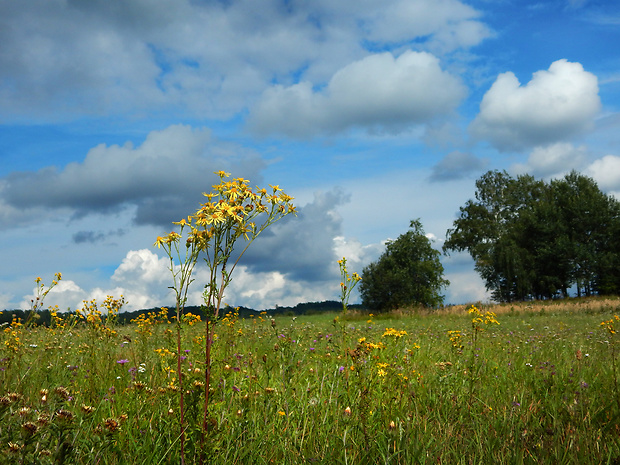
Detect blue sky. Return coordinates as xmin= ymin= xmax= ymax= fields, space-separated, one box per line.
xmin=1 ymin=0 xmax=620 ymax=312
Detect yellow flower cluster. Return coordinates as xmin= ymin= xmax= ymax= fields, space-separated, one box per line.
xmin=154 ymin=172 xmax=296 ymax=252
xmin=182 ymin=312 xmax=202 ymax=326
xmin=383 ymin=328 xmax=408 ymax=338
xmin=338 ymin=257 xmax=362 ymax=314
xmin=468 ymin=305 xmax=500 ymax=331
xmin=447 ymin=330 xmax=464 ymax=350
xmin=3 ymin=316 xmax=23 ymax=352
xmin=155 ymin=347 xmax=175 ymax=358
xmin=76 ymin=295 xmax=125 ymax=337
xmin=221 ymin=308 xmax=240 ymax=328
xmin=132 ymin=308 xmax=170 ymax=337
xmin=601 ymin=315 xmax=620 ymax=335
xmin=357 ymin=338 xmax=385 ymax=351
xmin=48 ymin=305 xmax=66 ymax=330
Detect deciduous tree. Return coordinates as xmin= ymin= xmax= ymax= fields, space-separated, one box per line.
xmin=360 ymin=219 xmax=448 ymax=311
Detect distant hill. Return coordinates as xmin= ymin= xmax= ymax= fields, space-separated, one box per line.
xmin=0 ymin=300 xmax=363 ymax=327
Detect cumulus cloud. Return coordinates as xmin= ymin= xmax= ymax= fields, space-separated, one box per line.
xmin=20 ymin=279 xmax=86 ymax=312
xmin=470 ymin=60 xmax=601 ymax=151
xmin=110 ymin=249 xmax=177 ymax=309
xmin=512 ymin=143 xmax=588 ymax=178
xmin=586 ymin=155 xmax=620 ymax=192
xmin=429 ymin=151 xmax=487 ymax=182
xmin=0 ymin=124 xmax=265 ymax=228
xmin=0 ymin=0 xmax=488 ymax=122
xmin=241 ymin=189 xmax=350 ymax=281
xmin=360 ymin=0 xmax=491 ymax=52
xmin=249 ymin=51 xmax=466 ymax=137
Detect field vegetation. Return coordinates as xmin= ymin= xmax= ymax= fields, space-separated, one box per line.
xmin=1 ymin=297 xmax=620 ymax=464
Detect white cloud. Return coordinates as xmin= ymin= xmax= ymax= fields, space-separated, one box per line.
xmin=361 ymin=0 xmax=491 ymax=52
xmin=0 ymin=124 xmax=265 ymax=228
xmin=0 ymin=292 xmax=14 ymax=312
xmin=20 ymin=279 xmax=85 ymax=312
xmin=512 ymin=143 xmax=587 ymax=178
xmin=249 ymin=50 xmax=466 ymax=137
xmin=470 ymin=59 xmax=601 ymax=151
xmin=0 ymin=0 xmax=488 ymax=122
xmin=586 ymin=155 xmax=620 ymax=192
xmin=444 ymin=270 xmax=490 ymax=304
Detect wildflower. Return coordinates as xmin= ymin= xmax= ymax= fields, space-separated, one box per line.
xmin=383 ymin=328 xmax=408 ymax=338
xmin=104 ymin=418 xmax=121 ymax=433
xmin=54 ymin=386 xmax=70 ymax=400
xmin=81 ymin=404 xmax=96 ymax=414
xmin=116 ymin=359 xmax=129 ymax=365
xmin=389 ymin=421 xmax=396 ymax=430
xmin=277 ymin=410 xmax=286 ymax=416
xmin=18 ymin=407 xmax=31 ymax=417
xmin=377 ymin=369 xmax=387 ymax=377
xmin=8 ymin=442 xmax=22 ymax=453
xmin=55 ymin=409 xmax=75 ymax=423
xmin=22 ymin=422 xmax=38 ymax=435
xmin=344 ymin=406 xmax=352 ymax=416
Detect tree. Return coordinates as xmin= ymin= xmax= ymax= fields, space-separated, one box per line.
xmin=551 ymin=171 xmax=620 ymax=296
xmin=359 ymin=219 xmax=449 ymax=311
xmin=443 ymin=170 xmax=547 ymax=301
xmin=444 ymin=169 xmax=620 ymax=302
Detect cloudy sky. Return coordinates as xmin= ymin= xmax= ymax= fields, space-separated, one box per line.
xmin=1 ymin=0 xmax=620 ymax=312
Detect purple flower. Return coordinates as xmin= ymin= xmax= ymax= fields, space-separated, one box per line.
xmin=232 ymin=385 xmax=240 ymax=392
xmin=339 ymin=366 xmax=345 ymax=373
xmin=116 ymin=359 xmax=129 ymax=365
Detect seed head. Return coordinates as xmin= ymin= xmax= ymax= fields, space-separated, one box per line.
xmin=22 ymin=422 xmax=38 ymax=435
xmin=104 ymin=418 xmax=121 ymax=433
xmin=55 ymin=409 xmax=74 ymax=423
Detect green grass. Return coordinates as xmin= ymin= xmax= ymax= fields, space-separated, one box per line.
xmin=2 ymin=299 xmax=620 ymax=464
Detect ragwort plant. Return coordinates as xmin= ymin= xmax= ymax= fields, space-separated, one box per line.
xmin=601 ymin=314 xmax=620 ymax=410
xmin=466 ymin=304 xmax=500 ymax=405
xmin=338 ymin=257 xmax=361 ymax=315
xmin=154 ymin=171 xmax=295 ymax=462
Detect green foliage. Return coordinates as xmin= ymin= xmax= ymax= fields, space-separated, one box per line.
xmin=1 ymin=299 xmax=620 ymax=463
xmin=359 ymin=219 xmax=449 ymax=311
xmin=444 ymin=170 xmax=620 ymax=302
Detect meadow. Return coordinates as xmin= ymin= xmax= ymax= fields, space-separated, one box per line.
xmin=1 ymin=298 xmax=620 ymax=464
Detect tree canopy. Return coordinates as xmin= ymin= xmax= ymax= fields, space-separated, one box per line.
xmin=360 ymin=219 xmax=449 ymax=311
xmin=443 ymin=170 xmax=620 ymax=302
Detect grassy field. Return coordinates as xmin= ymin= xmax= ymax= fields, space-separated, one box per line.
xmin=2 ymin=298 xmax=620 ymax=464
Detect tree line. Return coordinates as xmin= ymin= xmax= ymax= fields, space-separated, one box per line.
xmin=359 ymin=170 xmax=620 ymax=311
xmin=443 ymin=170 xmax=620 ymax=302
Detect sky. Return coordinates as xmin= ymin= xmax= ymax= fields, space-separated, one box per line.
xmin=1 ymin=0 xmax=620 ymax=313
